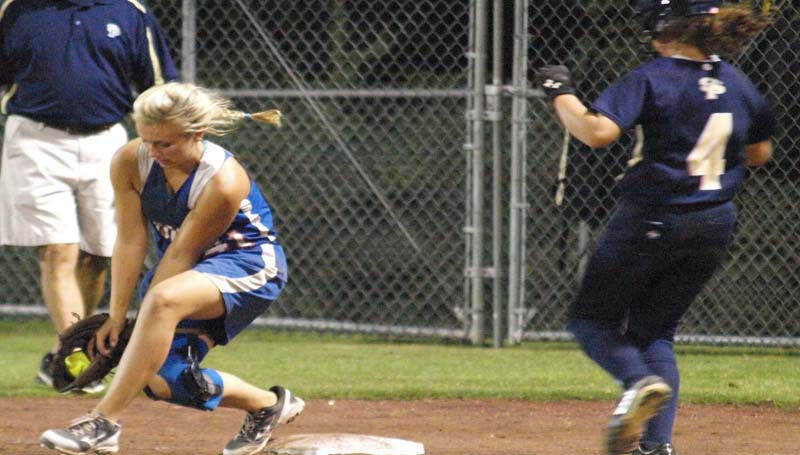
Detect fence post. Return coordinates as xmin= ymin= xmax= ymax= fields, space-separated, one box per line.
xmin=181 ymin=0 xmax=197 ymax=83
xmin=507 ymin=0 xmax=529 ymax=345
xmin=487 ymin=0 xmax=506 ymax=348
xmin=467 ymin=0 xmax=489 ymax=345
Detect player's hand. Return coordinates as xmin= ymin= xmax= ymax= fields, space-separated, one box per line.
xmin=94 ymin=316 xmax=127 ymax=357
xmin=537 ymin=65 xmax=576 ymax=101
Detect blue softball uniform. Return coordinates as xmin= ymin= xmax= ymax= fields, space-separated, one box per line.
xmin=137 ymin=140 xmax=287 ymax=346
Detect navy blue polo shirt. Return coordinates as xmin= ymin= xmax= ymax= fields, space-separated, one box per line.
xmin=0 ymin=0 xmax=178 ymax=129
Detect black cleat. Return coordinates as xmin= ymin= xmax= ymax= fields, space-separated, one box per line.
xmin=223 ymin=385 xmax=305 ymax=455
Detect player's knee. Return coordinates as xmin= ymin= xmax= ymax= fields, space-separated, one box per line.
xmin=147 ymin=362 xmax=224 ymax=411
xmin=141 ymin=283 xmax=184 ymax=317
xmin=145 ymin=334 xmax=224 ymax=411
xmin=144 ymin=375 xmax=172 ymax=401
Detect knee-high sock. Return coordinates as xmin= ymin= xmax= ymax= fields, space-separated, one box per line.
xmin=567 ymin=318 xmax=651 ymax=389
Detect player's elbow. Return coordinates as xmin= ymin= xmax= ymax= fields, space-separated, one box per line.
xmin=745 ymin=140 xmax=772 ymax=166
xmin=573 ymin=117 xmax=621 ymax=149
xmin=573 ymin=128 xmax=618 ymax=149
xmin=581 ymin=133 xmax=616 ymax=149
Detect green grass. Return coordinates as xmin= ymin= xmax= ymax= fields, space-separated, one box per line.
xmin=1 ymin=320 xmax=798 ymax=408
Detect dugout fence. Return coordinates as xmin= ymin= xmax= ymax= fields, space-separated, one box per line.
xmin=0 ymin=0 xmax=797 ymax=347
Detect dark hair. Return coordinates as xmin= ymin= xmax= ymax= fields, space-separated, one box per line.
xmin=658 ymin=5 xmax=771 ymax=57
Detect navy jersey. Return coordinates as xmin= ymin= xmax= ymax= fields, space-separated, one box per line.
xmin=138 ymin=141 xmax=287 ymax=282
xmin=591 ymin=56 xmax=774 ymax=205
xmin=0 ymin=0 xmax=178 ymax=128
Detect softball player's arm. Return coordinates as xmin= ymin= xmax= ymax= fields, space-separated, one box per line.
xmin=745 ymin=140 xmax=772 ymax=166
xmin=743 ymin=93 xmax=775 ymax=167
xmin=147 ymin=158 xmax=250 ymax=288
xmin=98 ymin=140 xmax=150 ymax=356
xmin=552 ymin=95 xmax=623 ymax=148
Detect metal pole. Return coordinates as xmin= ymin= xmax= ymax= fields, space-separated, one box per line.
xmin=181 ymin=0 xmax=197 ymax=83
xmin=516 ymin=0 xmax=529 ymax=341
xmin=469 ymin=0 xmax=489 ymax=345
xmin=507 ymin=0 xmax=529 ymax=344
xmin=464 ymin=0 xmax=478 ymax=337
xmin=489 ymin=0 xmax=505 ymax=348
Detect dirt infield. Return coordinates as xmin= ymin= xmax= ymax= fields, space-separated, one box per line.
xmin=2 ymin=397 xmax=797 ymax=454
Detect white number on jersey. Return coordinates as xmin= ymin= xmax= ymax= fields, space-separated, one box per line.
xmin=687 ymin=113 xmax=732 ymax=191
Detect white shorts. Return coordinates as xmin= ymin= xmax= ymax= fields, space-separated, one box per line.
xmin=0 ymin=115 xmax=127 ymax=256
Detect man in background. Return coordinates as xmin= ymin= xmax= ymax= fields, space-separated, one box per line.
xmin=0 ymin=0 xmax=178 ymax=393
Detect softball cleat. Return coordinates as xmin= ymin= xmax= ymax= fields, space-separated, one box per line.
xmin=605 ymin=375 xmax=672 ymax=454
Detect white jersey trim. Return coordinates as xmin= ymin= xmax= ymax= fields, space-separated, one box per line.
xmin=203 ymin=243 xmax=280 ymax=293
xmin=188 ymin=142 xmax=227 ymax=209
xmin=137 ymin=142 xmax=155 ymax=190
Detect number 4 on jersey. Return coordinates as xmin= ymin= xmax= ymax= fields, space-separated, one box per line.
xmin=686 ymin=112 xmax=732 ymax=190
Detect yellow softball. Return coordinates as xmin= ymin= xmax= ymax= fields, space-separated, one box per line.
xmin=64 ymin=350 xmax=91 ymax=379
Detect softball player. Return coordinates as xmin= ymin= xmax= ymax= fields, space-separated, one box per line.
xmin=0 ymin=0 xmax=178 ymax=393
xmin=538 ymin=1 xmax=773 ymax=454
xmin=40 ymin=83 xmax=303 ymax=455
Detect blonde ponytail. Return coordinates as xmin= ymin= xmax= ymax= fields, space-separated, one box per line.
xmin=133 ymin=82 xmax=283 ymax=136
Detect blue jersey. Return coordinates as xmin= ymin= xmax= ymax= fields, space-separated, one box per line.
xmin=138 ymin=141 xmax=287 ymax=283
xmin=0 ymin=0 xmax=178 ymax=129
xmin=591 ymin=56 xmax=774 ymax=206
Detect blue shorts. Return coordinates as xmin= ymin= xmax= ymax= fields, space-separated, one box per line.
xmin=568 ymin=198 xmax=735 ymax=342
xmin=140 ymin=242 xmax=288 ymax=346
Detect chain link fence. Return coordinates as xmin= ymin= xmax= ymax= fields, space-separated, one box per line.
xmin=0 ymin=1 xmax=797 ymax=346
xmin=512 ymin=0 xmax=800 ymax=346
xmin=0 ymin=0 xmax=473 ymax=338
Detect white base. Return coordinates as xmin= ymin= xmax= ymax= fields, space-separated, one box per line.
xmin=266 ymin=433 xmax=425 ymax=455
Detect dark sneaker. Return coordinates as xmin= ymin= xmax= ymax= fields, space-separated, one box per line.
xmin=40 ymin=413 xmax=121 ymax=454
xmin=223 ymin=386 xmax=305 ymax=455
xmin=606 ymin=376 xmax=672 ymax=454
xmin=633 ymin=443 xmax=677 ymax=455
xmin=35 ymin=352 xmax=105 ymax=394
xmin=35 ymin=352 xmax=55 ymax=387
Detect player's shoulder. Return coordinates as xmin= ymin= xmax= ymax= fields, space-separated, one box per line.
xmin=102 ymin=0 xmax=153 ymax=15
xmin=627 ymin=57 xmax=682 ymax=80
xmin=111 ymin=138 xmax=145 ymax=186
xmin=714 ymin=60 xmax=767 ymax=101
xmin=113 ymin=138 xmax=142 ymax=165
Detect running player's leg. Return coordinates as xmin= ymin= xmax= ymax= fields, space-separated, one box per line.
xmin=627 ymin=201 xmax=734 ymax=451
xmin=567 ymin=200 xmax=656 ymax=385
xmin=567 ymin=200 xmax=676 ymax=453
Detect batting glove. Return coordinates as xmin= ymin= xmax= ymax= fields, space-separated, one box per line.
xmin=537 ymin=65 xmax=576 ymax=101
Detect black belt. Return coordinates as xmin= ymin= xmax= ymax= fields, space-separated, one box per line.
xmin=45 ymin=122 xmax=115 ymax=136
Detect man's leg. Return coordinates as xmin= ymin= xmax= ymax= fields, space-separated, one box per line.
xmin=39 ymin=244 xmax=85 ymax=335
xmin=77 ymin=252 xmax=108 ymax=316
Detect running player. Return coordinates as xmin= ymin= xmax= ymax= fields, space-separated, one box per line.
xmin=538 ymin=1 xmax=773 ymax=454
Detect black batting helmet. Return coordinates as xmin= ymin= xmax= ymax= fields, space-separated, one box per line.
xmin=635 ymin=0 xmax=721 ymax=37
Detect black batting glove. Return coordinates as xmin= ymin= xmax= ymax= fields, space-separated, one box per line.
xmin=537 ymin=65 xmax=576 ymax=101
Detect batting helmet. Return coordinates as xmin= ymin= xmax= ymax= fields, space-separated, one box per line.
xmin=635 ymin=0 xmax=721 ymax=37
